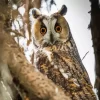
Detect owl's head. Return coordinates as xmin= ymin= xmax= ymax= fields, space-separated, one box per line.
xmin=32 ymin=5 xmax=69 ymax=47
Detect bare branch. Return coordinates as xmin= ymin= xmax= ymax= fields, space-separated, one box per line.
xmin=7 ymin=29 xmax=24 ymax=37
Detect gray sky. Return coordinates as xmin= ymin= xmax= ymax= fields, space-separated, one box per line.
xmin=41 ymin=0 xmax=95 ymax=85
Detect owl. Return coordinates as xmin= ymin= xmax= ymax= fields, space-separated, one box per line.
xmin=32 ymin=5 xmax=97 ymax=100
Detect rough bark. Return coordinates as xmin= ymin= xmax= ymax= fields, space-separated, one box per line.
xmin=89 ymin=0 xmax=100 ymax=99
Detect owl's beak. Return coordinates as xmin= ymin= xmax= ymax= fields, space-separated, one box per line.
xmin=50 ymin=34 xmax=54 ymax=44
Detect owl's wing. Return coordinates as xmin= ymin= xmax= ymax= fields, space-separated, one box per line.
xmin=35 ymin=46 xmax=96 ymax=100
xmin=69 ymin=35 xmax=92 ymax=84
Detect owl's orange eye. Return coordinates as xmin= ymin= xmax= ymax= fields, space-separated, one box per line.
xmin=40 ymin=27 xmax=47 ymax=35
xmin=55 ymin=25 xmax=62 ymax=33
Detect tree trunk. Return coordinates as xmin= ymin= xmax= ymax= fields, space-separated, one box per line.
xmin=89 ymin=0 xmax=100 ymax=99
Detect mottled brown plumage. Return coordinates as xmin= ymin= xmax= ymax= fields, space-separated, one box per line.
xmin=34 ymin=40 xmax=96 ymax=100
xmin=32 ymin=5 xmax=97 ymax=100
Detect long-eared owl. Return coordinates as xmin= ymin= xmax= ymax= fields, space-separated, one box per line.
xmin=32 ymin=5 xmax=97 ymax=100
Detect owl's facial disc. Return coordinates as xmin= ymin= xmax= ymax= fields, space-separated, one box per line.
xmin=32 ymin=5 xmax=69 ymax=47
xmin=41 ymin=16 xmax=60 ymax=45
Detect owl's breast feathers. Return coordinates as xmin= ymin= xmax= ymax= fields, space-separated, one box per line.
xmin=34 ymin=40 xmax=97 ymax=100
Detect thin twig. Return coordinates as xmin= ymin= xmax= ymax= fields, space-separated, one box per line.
xmin=7 ymin=29 xmax=24 ymax=37
xmin=82 ymin=51 xmax=89 ymax=60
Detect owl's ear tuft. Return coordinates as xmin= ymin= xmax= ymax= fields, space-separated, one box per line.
xmin=32 ymin=8 xmax=41 ymax=18
xmin=59 ymin=5 xmax=67 ymax=16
